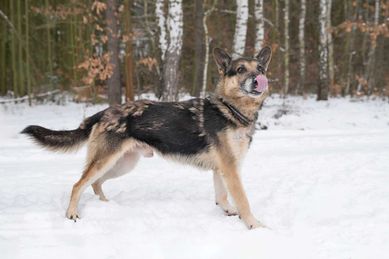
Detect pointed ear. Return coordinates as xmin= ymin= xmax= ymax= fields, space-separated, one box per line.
xmin=213 ymin=48 xmax=232 ymax=74
xmin=255 ymin=46 xmax=272 ymax=70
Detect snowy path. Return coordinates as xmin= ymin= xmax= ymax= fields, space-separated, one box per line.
xmin=0 ymin=96 xmax=388 ymax=259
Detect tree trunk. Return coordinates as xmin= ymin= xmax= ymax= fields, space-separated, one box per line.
xmin=327 ymin=0 xmax=335 ymax=94
xmin=106 ymin=0 xmax=122 ymax=105
xmin=297 ymin=0 xmax=306 ymax=95
xmin=25 ymin=0 xmax=31 ymax=104
xmin=283 ymin=0 xmax=289 ymax=97
xmin=318 ymin=0 xmax=329 ymax=100
xmin=232 ymin=0 xmax=248 ymax=58
xmin=17 ymin=0 xmax=24 ymax=96
xmin=162 ymin=0 xmax=183 ymax=101
xmin=192 ymin=0 xmax=205 ymax=97
xmin=365 ymin=0 xmax=380 ymax=95
xmin=124 ymin=0 xmax=134 ymax=101
xmin=0 ymin=18 xmax=6 ymax=95
xmin=254 ymin=0 xmax=264 ymax=52
xmin=10 ymin=0 xmax=18 ymax=96
xmin=201 ymin=0 xmax=217 ymax=98
xmin=155 ymin=0 xmax=167 ymax=98
xmin=345 ymin=0 xmax=359 ymax=96
xmin=156 ymin=0 xmax=167 ymax=61
xmin=45 ymin=0 xmax=53 ymax=85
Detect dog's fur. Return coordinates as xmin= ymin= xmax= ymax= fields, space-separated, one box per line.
xmin=22 ymin=47 xmax=272 ymax=229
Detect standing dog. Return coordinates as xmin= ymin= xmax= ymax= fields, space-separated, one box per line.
xmin=22 ymin=47 xmax=272 ymax=229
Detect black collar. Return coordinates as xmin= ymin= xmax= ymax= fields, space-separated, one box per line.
xmin=219 ymin=98 xmax=252 ymax=127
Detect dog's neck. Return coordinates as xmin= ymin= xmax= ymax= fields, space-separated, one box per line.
xmin=209 ymin=94 xmax=259 ymax=127
xmin=219 ymin=98 xmax=254 ymax=127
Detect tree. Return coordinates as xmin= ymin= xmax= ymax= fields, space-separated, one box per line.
xmin=327 ymin=0 xmax=334 ymax=93
xmin=344 ymin=0 xmax=359 ymax=96
xmin=318 ymin=0 xmax=329 ymax=100
xmin=297 ymin=0 xmax=306 ymax=95
xmin=232 ymin=0 xmax=248 ymax=57
xmin=123 ymin=0 xmax=134 ymax=101
xmin=254 ymin=0 xmax=264 ymax=52
xmin=106 ymin=0 xmax=121 ymax=105
xmin=192 ymin=0 xmax=205 ymax=97
xmin=156 ymin=0 xmax=184 ymax=101
xmin=365 ymin=0 xmax=380 ymax=95
xmin=283 ymin=0 xmax=290 ymax=97
xmin=201 ymin=0 xmax=217 ymax=98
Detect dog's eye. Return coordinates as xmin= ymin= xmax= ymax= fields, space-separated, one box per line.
xmin=257 ymin=65 xmax=265 ymax=74
xmin=237 ymin=66 xmax=246 ymax=74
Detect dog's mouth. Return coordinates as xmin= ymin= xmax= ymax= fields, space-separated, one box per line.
xmin=241 ymin=75 xmax=268 ymax=96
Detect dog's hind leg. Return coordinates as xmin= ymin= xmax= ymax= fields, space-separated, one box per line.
xmin=66 ymin=150 xmax=125 ymax=221
xmin=66 ymin=161 xmax=111 ymax=220
xmin=213 ymin=171 xmax=238 ymax=216
xmin=91 ymin=151 xmax=142 ymax=201
xmin=92 ymin=180 xmax=108 ymax=201
xmin=66 ymin=132 xmax=137 ymax=221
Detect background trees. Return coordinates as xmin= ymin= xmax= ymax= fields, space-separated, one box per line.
xmin=0 ymin=0 xmax=388 ymax=103
xmin=318 ymin=0 xmax=329 ymax=100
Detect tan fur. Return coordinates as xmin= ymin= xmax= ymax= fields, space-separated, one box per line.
xmin=66 ymin=126 xmax=151 ymax=220
xmin=212 ymin=134 xmax=264 ymax=229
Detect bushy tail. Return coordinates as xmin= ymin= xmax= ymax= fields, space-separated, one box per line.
xmin=21 ymin=110 xmax=105 ymax=152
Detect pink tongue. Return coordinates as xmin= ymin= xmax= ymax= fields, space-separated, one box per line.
xmin=255 ymin=75 xmax=268 ymax=92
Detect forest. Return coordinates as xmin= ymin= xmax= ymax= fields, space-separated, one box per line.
xmin=0 ymin=0 xmax=388 ymax=104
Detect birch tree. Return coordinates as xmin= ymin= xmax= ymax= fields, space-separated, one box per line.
xmin=283 ymin=0 xmax=290 ymax=96
xmin=156 ymin=0 xmax=183 ymax=101
xmin=232 ymin=0 xmax=248 ymax=58
xmin=254 ymin=0 xmax=264 ymax=52
xmin=156 ymin=0 xmax=167 ymax=62
xmin=318 ymin=0 xmax=329 ymax=100
xmin=297 ymin=0 xmax=306 ymax=95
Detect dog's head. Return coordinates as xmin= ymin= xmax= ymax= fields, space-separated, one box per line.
xmin=213 ymin=47 xmax=272 ymax=105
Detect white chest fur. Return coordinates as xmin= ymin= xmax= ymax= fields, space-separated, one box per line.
xmin=226 ymin=126 xmax=255 ymax=166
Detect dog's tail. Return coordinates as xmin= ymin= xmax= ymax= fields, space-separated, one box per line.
xmin=21 ymin=110 xmax=105 ymax=152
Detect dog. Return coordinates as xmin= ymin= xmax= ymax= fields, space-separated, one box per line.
xmin=22 ymin=46 xmax=272 ymax=229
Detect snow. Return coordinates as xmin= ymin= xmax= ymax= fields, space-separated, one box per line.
xmin=0 ymin=95 xmax=388 ymax=259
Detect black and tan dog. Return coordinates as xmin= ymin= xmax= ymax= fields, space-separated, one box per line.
xmin=22 ymin=47 xmax=272 ymax=229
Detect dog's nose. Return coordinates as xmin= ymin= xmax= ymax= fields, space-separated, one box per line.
xmin=253 ymin=76 xmax=257 ymax=84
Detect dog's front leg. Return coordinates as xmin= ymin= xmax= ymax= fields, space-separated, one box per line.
xmin=218 ymin=165 xmax=264 ymax=229
xmin=213 ymin=171 xmax=238 ymax=216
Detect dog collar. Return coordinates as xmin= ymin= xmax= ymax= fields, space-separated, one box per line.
xmin=219 ymin=98 xmax=252 ymax=127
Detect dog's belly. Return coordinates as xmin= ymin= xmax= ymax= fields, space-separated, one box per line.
xmin=158 ymin=151 xmax=216 ymax=171
xmin=104 ymin=151 xmax=141 ymax=179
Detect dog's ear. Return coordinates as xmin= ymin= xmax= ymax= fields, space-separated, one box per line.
xmin=213 ymin=48 xmax=231 ymax=75
xmin=255 ymin=46 xmax=272 ymax=70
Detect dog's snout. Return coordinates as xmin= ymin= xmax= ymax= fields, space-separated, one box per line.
xmin=253 ymin=76 xmax=257 ymax=84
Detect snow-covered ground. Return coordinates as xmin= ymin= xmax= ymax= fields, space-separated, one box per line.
xmin=0 ymin=95 xmax=388 ymax=259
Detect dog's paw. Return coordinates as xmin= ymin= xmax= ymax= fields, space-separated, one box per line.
xmin=216 ymin=201 xmax=238 ymax=216
xmin=240 ymin=214 xmax=265 ymax=230
xmin=99 ymin=195 xmax=109 ymax=202
xmin=66 ymin=209 xmax=80 ymax=222
xmin=223 ymin=206 xmax=238 ymax=216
